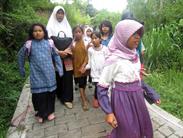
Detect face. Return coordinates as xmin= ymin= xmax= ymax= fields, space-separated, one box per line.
xmin=32 ymin=25 xmax=44 ymax=40
xmin=91 ymin=34 xmax=101 ymax=47
xmin=74 ymin=27 xmax=83 ymax=41
xmin=127 ymin=30 xmax=141 ymax=50
xmin=101 ymin=24 xmax=110 ymax=34
xmin=86 ymin=29 xmax=92 ymax=37
xmin=56 ymin=9 xmax=64 ymax=22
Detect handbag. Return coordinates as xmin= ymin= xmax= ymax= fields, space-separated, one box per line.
xmin=51 ymin=31 xmax=72 ymax=51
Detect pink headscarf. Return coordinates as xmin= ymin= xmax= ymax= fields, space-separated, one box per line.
xmin=105 ymin=19 xmax=144 ymax=66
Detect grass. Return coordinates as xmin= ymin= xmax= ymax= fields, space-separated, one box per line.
xmin=0 ymin=60 xmax=28 ymax=138
xmin=144 ymin=69 xmax=183 ymax=120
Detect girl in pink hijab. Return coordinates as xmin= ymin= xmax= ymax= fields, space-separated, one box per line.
xmin=97 ymin=19 xmax=153 ymax=138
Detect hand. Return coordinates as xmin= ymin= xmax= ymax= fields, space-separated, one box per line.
xmin=87 ymin=42 xmax=93 ymax=49
xmin=79 ymin=66 xmax=86 ymax=74
xmin=141 ymin=68 xmax=150 ymax=76
xmin=65 ymin=48 xmax=72 ymax=55
xmin=58 ymin=51 xmax=68 ymax=58
xmin=105 ymin=113 xmax=118 ymax=128
xmin=155 ymin=99 xmax=161 ymax=105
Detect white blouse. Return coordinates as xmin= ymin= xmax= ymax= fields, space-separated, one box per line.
xmin=98 ymin=58 xmax=141 ymax=87
xmin=85 ymin=45 xmax=108 ymax=82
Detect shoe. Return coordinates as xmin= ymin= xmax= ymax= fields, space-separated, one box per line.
xmin=88 ymin=82 xmax=93 ymax=88
xmin=48 ymin=113 xmax=55 ymax=121
xmin=35 ymin=112 xmax=38 ymax=117
xmin=92 ymin=98 xmax=99 ymax=108
xmin=82 ymin=101 xmax=89 ymax=111
xmin=75 ymin=84 xmax=79 ymax=91
xmin=64 ymin=102 xmax=73 ymax=109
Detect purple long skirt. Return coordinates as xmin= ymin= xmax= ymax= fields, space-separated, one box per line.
xmin=108 ymin=81 xmax=153 ymax=138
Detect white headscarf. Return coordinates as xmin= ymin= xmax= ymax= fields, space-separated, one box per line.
xmin=46 ymin=6 xmax=72 ymax=38
xmin=84 ymin=26 xmax=93 ymax=36
xmin=83 ymin=26 xmax=93 ymax=45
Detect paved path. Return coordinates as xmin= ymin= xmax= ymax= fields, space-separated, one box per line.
xmin=7 ymin=81 xmax=183 ymax=138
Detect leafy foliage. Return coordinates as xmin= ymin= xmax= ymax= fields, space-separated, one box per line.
xmin=91 ymin=9 xmax=121 ymax=31
xmin=127 ymin=0 xmax=183 ymax=31
xmin=127 ymin=0 xmax=183 ymax=71
xmin=144 ymin=70 xmax=183 ymax=120
xmin=0 ymin=1 xmax=50 ymax=61
xmin=143 ymin=21 xmax=183 ymax=71
xmin=0 ymin=59 xmax=28 ymax=137
xmin=64 ymin=4 xmax=91 ymax=27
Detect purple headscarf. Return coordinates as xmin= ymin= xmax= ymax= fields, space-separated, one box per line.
xmin=105 ymin=19 xmax=144 ymax=66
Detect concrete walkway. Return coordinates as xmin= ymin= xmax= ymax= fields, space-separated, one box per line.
xmin=7 ymin=81 xmax=183 ymax=138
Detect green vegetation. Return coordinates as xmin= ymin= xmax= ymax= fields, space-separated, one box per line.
xmin=0 ymin=0 xmax=183 ymax=137
xmin=145 ymin=70 xmax=183 ymax=120
xmin=0 ymin=58 xmax=27 ymax=136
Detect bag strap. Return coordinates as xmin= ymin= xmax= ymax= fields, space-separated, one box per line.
xmin=25 ymin=39 xmax=54 ymax=56
xmin=57 ymin=31 xmax=66 ymax=38
xmin=25 ymin=40 xmax=32 ymax=56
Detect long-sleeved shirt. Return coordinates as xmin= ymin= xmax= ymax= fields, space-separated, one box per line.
xmin=97 ymin=58 xmax=141 ymax=114
xmin=97 ymin=59 xmax=160 ymax=114
xmin=18 ymin=39 xmax=63 ymax=93
xmin=85 ymin=45 xmax=108 ymax=82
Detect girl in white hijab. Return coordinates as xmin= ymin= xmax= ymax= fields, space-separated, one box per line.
xmin=47 ymin=6 xmax=74 ymax=109
xmin=46 ymin=6 xmax=72 ymax=38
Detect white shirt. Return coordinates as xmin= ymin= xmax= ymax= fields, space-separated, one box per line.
xmin=85 ymin=45 xmax=108 ymax=82
xmin=98 ymin=58 xmax=141 ymax=87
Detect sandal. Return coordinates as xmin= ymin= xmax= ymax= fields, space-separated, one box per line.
xmin=64 ymin=102 xmax=73 ymax=109
xmin=82 ymin=102 xmax=89 ymax=111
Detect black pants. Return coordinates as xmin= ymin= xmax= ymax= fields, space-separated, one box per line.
xmin=56 ymin=70 xmax=73 ymax=104
xmin=32 ymin=91 xmax=55 ymax=119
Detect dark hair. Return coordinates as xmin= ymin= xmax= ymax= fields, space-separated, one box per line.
xmin=121 ymin=10 xmax=144 ymax=25
xmin=99 ymin=20 xmax=113 ymax=35
xmin=57 ymin=8 xmax=64 ymax=14
xmin=121 ymin=10 xmax=134 ymax=20
xmin=28 ymin=23 xmax=48 ymax=40
xmin=72 ymin=25 xmax=84 ymax=34
xmin=91 ymin=31 xmax=101 ymax=39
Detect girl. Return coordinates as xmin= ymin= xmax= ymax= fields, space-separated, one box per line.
xmin=72 ymin=25 xmax=89 ymax=111
xmin=83 ymin=26 xmax=93 ymax=48
xmin=18 ymin=23 xmax=63 ymax=123
xmin=83 ymin=26 xmax=93 ymax=88
xmin=121 ymin=11 xmax=160 ymax=103
xmin=46 ymin=6 xmax=74 ymax=109
xmin=85 ymin=31 xmax=108 ymax=108
xmin=97 ymin=20 xmax=160 ymax=138
xmin=99 ymin=20 xmax=113 ymax=47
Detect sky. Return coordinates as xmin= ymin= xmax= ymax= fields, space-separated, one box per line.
xmin=50 ymin=0 xmax=128 ymax=13
xmin=91 ymin=0 xmax=128 ymax=13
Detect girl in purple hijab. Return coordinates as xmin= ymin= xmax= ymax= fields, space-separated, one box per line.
xmin=97 ymin=19 xmax=154 ymax=138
